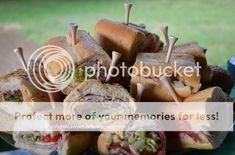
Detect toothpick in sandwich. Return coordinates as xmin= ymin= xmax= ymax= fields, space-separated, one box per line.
xmin=13 ymin=47 xmax=27 ymax=71
xmin=135 ymin=83 xmax=144 ymax=102
xmin=124 ymin=3 xmax=132 ymax=25
xmin=69 ymin=22 xmax=78 ymax=46
xmin=105 ymin=51 xmax=122 ymax=82
xmin=165 ymin=36 xmax=178 ymax=63
xmin=160 ymin=26 xmax=169 ymax=49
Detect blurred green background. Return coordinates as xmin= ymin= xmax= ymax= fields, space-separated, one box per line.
xmin=0 ymin=0 xmax=235 ymax=65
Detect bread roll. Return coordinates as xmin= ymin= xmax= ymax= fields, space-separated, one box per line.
xmin=130 ymin=52 xmax=201 ymax=101
xmin=45 ymin=30 xmax=111 ymax=95
xmin=93 ymin=19 xmax=163 ymax=64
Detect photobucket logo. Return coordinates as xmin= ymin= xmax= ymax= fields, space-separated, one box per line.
xmin=27 ymin=45 xmax=75 ymax=93
xmin=84 ymin=61 xmax=201 ymax=80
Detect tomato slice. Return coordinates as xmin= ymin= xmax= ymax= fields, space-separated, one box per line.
xmin=42 ymin=135 xmax=51 ymax=142
xmin=41 ymin=134 xmax=62 ymax=143
xmin=51 ymin=134 xmax=62 ymax=142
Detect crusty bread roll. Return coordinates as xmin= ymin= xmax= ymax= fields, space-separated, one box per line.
xmin=130 ymin=52 xmax=201 ymax=101
xmin=162 ymin=42 xmax=211 ymax=83
xmin=167 ymin=87 xmax=229 ymax=151
xmin=0 ymin=69 xmax=65 ymax=115
xmin=93 ymin=19 xmax=163 ymax=64
xmin=64 ymin=79 xmax=134 ymax=102
xmin=45 ymin=30 xmax=111 ymax=95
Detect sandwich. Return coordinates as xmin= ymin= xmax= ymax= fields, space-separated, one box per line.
xmin=64 ymin=79 xmax=135 ymax=103
xmin=97 ymin=131 xmax=166 ymax=155
xmin=13 ymin=131 xmax=93 ymax=155
xmin=45 ymin=29 xmax=111 ymax=95
xmin=93 ymin=19 xmax=163 ymax=65
xmin=161 ymin=42 xmax=211 ymax=83
xmin=13 ymin=131 xmax=66 ymax=155
xmin=57 ymin=132 xmax=93 ymax=155
xmin=130 ymin=52 xmax=201 ymax=101
xmin=0 ymin=69 xmax=65 ymax=115
xmin=167 ymin=87 xmax=229 ymax=151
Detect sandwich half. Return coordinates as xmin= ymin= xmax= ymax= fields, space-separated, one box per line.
xmin=64 ymin=79 xmax=135 ymax=103
xmin=98 ymin=131 xmax=166 ymax=155
xmin=161 ymin=42 xmax=211 ymax=83
xmin=93 ymin=19 xmax=163 ymax=65
xmin=45 ymin=30 xmax=111 ymax=95
xmin=130 ymin=52 xmax=201 ymax=101
xmin=167 ymin=87 xmax=229 ymax=151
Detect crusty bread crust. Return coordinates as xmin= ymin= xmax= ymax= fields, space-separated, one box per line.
xmin=184 ymin=87 xmax=226 ymax=102
xmin=93 ymin=19 xmax=163 ymax=64
xmin=64 ymin=79 xmax=135 ymax=102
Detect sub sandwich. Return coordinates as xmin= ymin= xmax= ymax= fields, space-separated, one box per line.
xmin=45 ymin=29 xmax=111 ymax=95
xmin=130 ymin=52 xmax=201 ymax=101
xmin=93 ymin=19 xmax=163 ymax=65
xmin=0 ymin=69 xmax=64 ymax=115
xmin=13 ymin=131 xmax=66 ymax=154
xmin=167 ymin=87 xmax=229 ymax=151
xmin=64 ymin=79 xmax=135 ymax=103
xmin=98 ymin=131 xmax=166 ymax=155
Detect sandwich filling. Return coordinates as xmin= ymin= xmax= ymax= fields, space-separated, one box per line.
xmin=80 ymin=94 xmax=124 ymax=102
xmin=108 ymin=131 xmax=164 ymax=155
xmin=73 ymin=59 xmax=107 ymax=83
xmin=14 ymin=131 xmax=65 ymax=150
xmin=0 ymin=89 xmax=23 ymax=102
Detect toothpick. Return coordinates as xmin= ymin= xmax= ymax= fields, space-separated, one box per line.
xmin=136 ymin=83 xmax=144 ymax=102
xmin=159 ymin=75 xmax=182 ymax=103
xmin=13 ymin=47 xmax=27 ymax=71
xmin=165 ymin=36 xmax=178 ymax=63
xmin=160 ymin=26 xmax=169 ymax=48
xmin=69 ymin=22 xmax=78 ymax=46
xmin=124 ymin=3 xmax=132 ymax=25
xmin=105 ymin=51 xmax=122 ymax=82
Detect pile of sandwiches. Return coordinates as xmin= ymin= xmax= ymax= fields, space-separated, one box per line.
xmin=0 ymin=3 xmax=234 ymax=155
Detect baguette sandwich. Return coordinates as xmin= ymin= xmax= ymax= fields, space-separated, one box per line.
xmin=93 ymin=19 xmax=163 ymax=65
xmin=45 ymin=29 xmax=111 ymax=95
xmin=130 ymin=52 xmax=201 ymax=101
xmin=98 ymin=131 xmax=166 ymax=155
xmin=0 ymin=69 xmax=64 ymax=115
xmin=161 ymin=42 xmax=211 ymax=83
xmin=13 ymin=131 xmax=66 ymax=155
xmin=167 ymin=87 xmax=229 ymax=151
xmin=64 ymin=79 xmax=135 ymax=103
